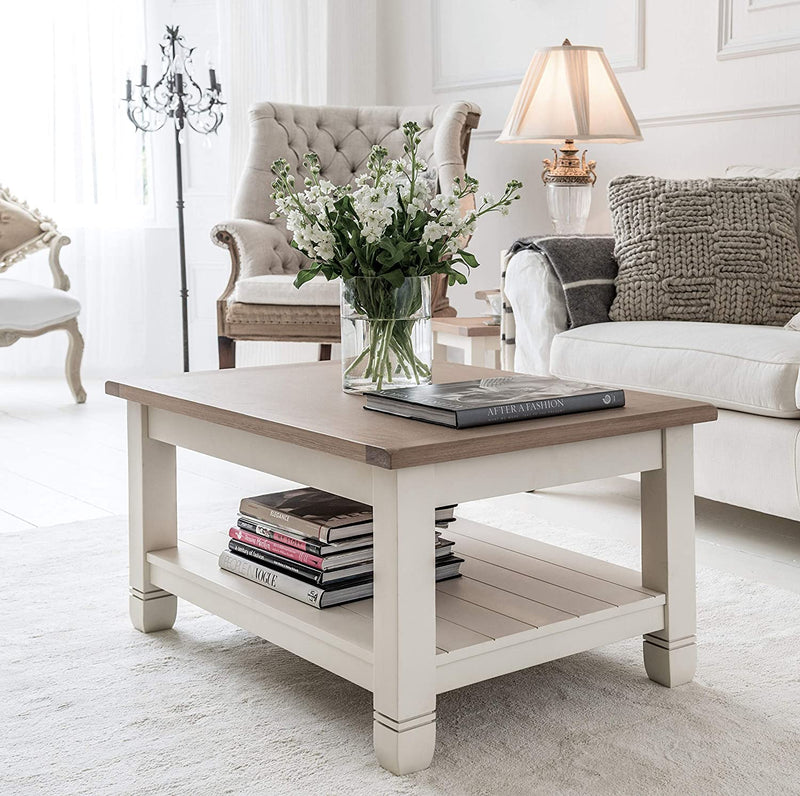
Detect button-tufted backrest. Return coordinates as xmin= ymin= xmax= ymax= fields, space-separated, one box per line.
xmin=232 ymin=102 xmax=481 ymax=273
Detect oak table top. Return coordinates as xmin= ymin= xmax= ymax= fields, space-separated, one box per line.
xmin=106 ymin=362 xmax=717 ymax=470
xmin=431 ymin=317 xmax=501 ymax=337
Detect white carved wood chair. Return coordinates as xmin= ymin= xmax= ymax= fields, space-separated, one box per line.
xmin=0 ymin=185 xmax=86 ymax=403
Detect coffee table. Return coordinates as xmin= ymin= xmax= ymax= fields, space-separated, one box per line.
xmin=106 ymin=362 xmax=716 ymax=775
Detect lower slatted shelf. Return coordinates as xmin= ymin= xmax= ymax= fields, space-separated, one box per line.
xmin=150 ymin=518 xmax=665 ymax=693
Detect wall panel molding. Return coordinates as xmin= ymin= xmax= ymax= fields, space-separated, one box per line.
xmin=471 ymin=102 xmax=800 ymax=139
xmin=747 ymin=0 xmax=800 ymax=13
xmin=718 ymin=0 xmax=800 ymax=58
xmin=431 ymin=0 xmax=644 ymax=93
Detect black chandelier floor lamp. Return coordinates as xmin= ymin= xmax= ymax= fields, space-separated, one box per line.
xmin=124 ymin=25 xmax=224 ymax=372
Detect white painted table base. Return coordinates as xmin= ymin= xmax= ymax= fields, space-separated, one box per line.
xmin=127 ymin=403 xmax=697 ymax=775
xmin=433 ymin=330 xmax=501 ymax=368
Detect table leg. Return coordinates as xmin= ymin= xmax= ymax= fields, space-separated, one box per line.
xmin=127 ymin=402 xmax=178 ymax=633
xmin=372 ymin=466 xmax=437 ymax=775
xmin=433 ymin=337 xmax=449 ymax=364
xmin=490 ymin=342 xmax=501 ymax=369
xmin=464 ymin=336 xmax=488 ymax=368
xmin=640 ymin=425 xmax=696 ymax=687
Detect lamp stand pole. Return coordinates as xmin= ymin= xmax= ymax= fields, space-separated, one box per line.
xmin=174 ymin=127 xmax=190 ymax=373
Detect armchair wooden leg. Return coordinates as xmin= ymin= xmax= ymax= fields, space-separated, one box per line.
xmin=64 ymin=318 xmax=86 ymax=404
xmin=319 ymin=343 xmax=332 ymax=361
xmin=218 ymin=336 xmax=236 ymax=369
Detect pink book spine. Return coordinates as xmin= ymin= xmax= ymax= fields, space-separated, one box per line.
xmin=228 ymin=527 xmax=324 ymax=568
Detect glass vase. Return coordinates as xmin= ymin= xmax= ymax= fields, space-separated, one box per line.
xmin=340 ymin=275 xmax=432 ymax=394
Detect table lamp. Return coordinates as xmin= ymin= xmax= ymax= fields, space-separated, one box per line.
xmin=498 ymin=39 xmax=642 ymax=234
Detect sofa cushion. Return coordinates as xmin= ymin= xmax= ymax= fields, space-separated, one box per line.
xmin=0 ymin=278 xmax=81 ymax=332
xmin=608 ymin=175 xmax=800 ymax=326
xmin=232 ymin=273 xmax=340 ymax=306
xmin=550 ymin=320 xmax=800 ymax=418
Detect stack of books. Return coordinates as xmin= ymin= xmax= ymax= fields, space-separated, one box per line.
xmin=218 ymin=486 xmax=463 ymax=608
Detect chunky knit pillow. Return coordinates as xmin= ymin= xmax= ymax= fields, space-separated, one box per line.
xmin=608 ymin=175 xmax=800 ymax=325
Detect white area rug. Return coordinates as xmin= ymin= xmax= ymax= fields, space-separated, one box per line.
xmin=3 ymin=499 xmax=799 ymax=796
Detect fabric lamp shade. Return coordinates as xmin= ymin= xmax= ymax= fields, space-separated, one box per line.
xmin=498 ymin=44 xmax=642 ymax=144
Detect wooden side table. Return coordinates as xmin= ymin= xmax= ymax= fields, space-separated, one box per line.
xmin=432 ymin=316 xmax=501 ymax=369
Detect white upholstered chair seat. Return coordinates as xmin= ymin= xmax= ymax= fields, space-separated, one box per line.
xmin=232 ymin=274 xmax=340 ymax=306
xmin=0 ymin=278 xmax=81 ymax=331
xmin=550 ymin=320 xmax=800 ymax=418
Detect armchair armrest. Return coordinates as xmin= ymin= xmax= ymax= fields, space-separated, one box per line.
xmin=211 ymin=219 xmax=306 ymax=303
xmin=503 ymin=248 xmax=568 ymax=375
xmin=0 ymin=232 xmax=72 ymax=291
xmin=48 ymin=233 xmax=72 ymax=291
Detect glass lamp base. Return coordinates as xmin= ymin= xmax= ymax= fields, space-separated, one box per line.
xmin=545 ymin=183 xmax=593 ymax=234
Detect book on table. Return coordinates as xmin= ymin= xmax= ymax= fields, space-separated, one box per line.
xmin=218 ymin=549 xmax=464 ymax=609
xmin=221 ymin=487 xmax=462 ymax=608
xmin=227 ymin=536 xmax=458 ymax=586
xmin=229 ymin=526 xmax=455 ymax=572
xmin=239 ymin=486 xmax=457 ymax=543
xmin=364 ymin=375 xmax=625 ymax=428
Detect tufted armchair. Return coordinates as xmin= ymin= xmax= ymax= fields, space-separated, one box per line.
xmin=211 ymin=101 xmax=481 ymax=367
xmin=0 ymin=185 xmax=85 ymax=403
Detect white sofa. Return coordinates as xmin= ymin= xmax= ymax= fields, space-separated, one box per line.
xmin=503 ymin=165 xmax=800 ymax=521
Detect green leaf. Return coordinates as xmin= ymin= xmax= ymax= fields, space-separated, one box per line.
xmin=382 ymin=268 xmax=406 ymax=288
xmin=457 ymin=249 xmax=480 ymax=271
xmin=294 ymin=267 xmax=321 ymax=288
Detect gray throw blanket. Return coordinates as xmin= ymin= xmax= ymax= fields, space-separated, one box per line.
xmin=509 ymin=235 xmax=617 ymax=328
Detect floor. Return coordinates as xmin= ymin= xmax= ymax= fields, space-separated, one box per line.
xmin=2 ymin=375 xmax=799 ymax=594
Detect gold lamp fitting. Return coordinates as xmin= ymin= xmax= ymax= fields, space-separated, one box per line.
xmin=541 ymin=139 xmax=597 ymax=186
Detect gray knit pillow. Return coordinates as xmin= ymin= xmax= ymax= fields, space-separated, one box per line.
xmin=608 ymin=176 xmax=800 ymax=325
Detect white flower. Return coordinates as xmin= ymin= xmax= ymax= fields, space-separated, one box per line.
xmin=431 ymin=192 xmax=459 ymax=213
xmin=316 ymin=230 xmax=335 ymax=261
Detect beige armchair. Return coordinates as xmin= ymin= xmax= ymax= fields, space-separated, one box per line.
xmin=0 ymin=185 xmax=86 ymax=403
xmin=212 ymin=101 xmax=481 ymax=368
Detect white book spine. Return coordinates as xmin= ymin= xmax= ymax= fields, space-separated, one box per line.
xmin=219 ymin=550 xmax=324 ymax=608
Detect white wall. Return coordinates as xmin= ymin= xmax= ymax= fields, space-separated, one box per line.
xmin=376 ymin=0 xmax=800 ymax=317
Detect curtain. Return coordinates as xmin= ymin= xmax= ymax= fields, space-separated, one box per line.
xmin=227 ymin=0 xmax=328 ymax=197
xmin=224 ymin=0 xmax=331 ymax=367
xmin=0 ymin=0 xmax=152 ymax=378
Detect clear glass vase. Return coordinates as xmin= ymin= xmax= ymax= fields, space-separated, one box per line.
xmin=340 ymin=275 xmax=432 ymax=394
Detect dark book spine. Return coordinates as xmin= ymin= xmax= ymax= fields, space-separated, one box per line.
xmin=229 ymin=540 xmax=324 ymax=585
xmin=454 ymin=389 xmax=625 ymax=428
xmin=237 ymin=518 xmax=326 ymax=555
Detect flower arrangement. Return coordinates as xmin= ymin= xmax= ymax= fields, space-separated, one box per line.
xmin=269 ymin=121 xmax=522 ymax=391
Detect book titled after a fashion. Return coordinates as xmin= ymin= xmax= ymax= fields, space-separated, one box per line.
xmin=364 ymin=376 xmax=625 ymax=428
